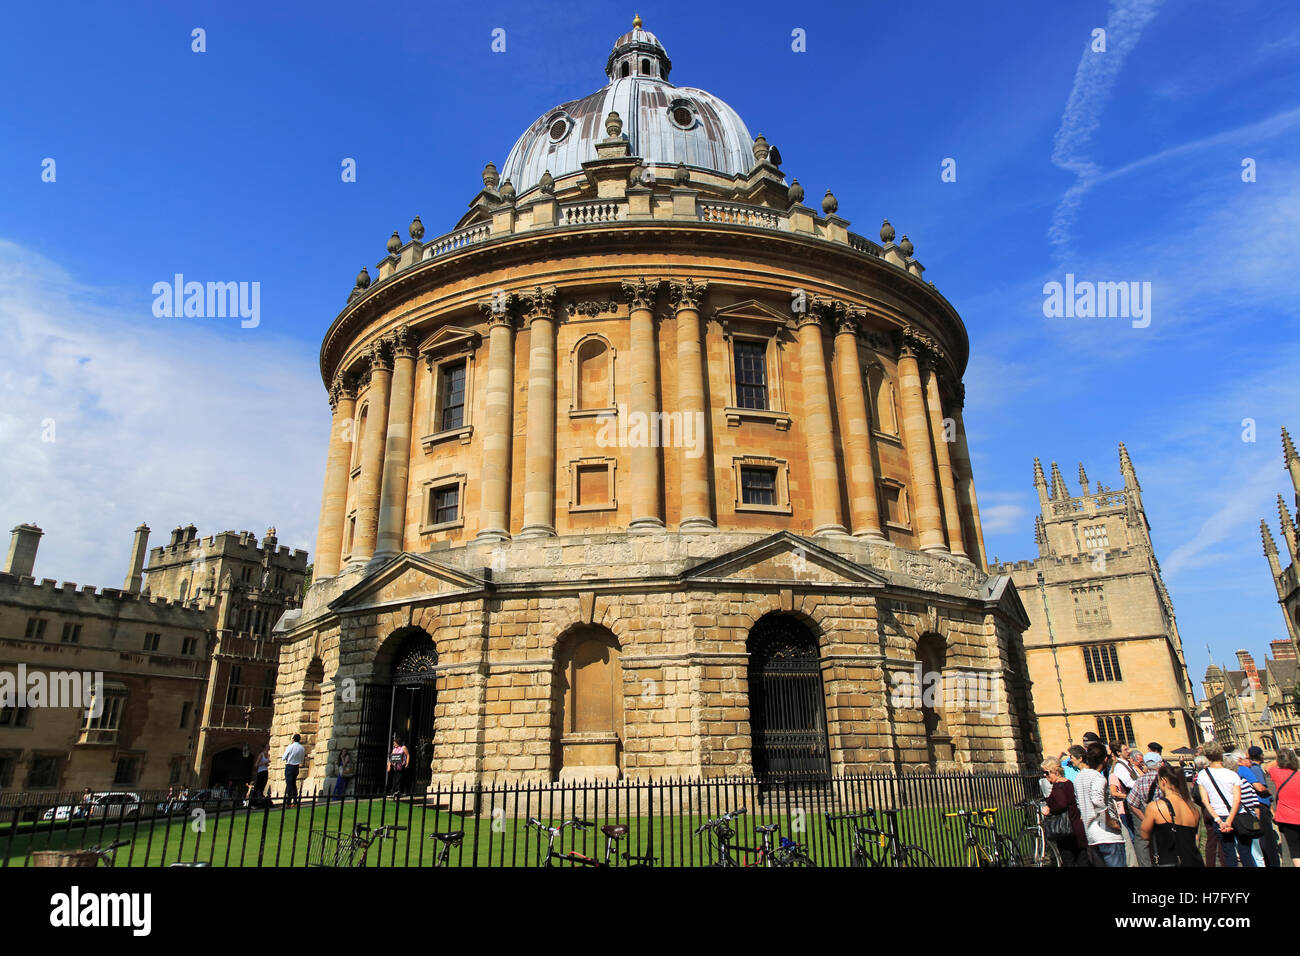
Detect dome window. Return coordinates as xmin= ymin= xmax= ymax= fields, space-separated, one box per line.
xmin=668 ymin=100 xmax=695 ymax=130
xmin=620 ymin=62 xmax=630 ymax=78
xmin=640 ymin=57 xmax=650 ymax=75
xmin=547 ymin=113 xmax=572 ymax=143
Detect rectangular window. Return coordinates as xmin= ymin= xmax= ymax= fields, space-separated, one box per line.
xmin=734 ymin=340 xmax=768 ymax=410
xmin=1082 ymin=643 xmax=1122 ymax=682
xmin=60 ymin=623 xmax=82 ymax=644
xmin=262 ymin=670 xmax=277 ymax=708
xmin=169 ymin=758 xmax=184 ymax=786
xmin=740 ymin=466 xmax=777 ymax=506
xmin=80 ymin=691 xmax=126 ymax=744
xmin=113 ymin=756 xmax=141 ymax=787
xmin=181 ymin=636 xmax=198 ymax=656
xmin=0 ymin=752 xmax=17 ymax=789
xmin=143 ymin=632 xmax=161 ymax=652
xmin=432 ymin=485 xmax=460 ymax=525
xmin=179 ymin=701 xmax=191 ymax=729
xmin=439 ymin=361 xmax=467 ymax=431
xmin=0 ymin=707 xmax=31 ymax=728
xmin=1083 ymin=525 xmax=1109 ymax=550
xmin=24 ymin=618 xmax=47 ymax=640
xmin=27 ymin=755 xmax=60 ymax=789
xmin=226 ymin=665 xmax=243 ymax=706
xmin=1096 ymin=714 xmax=1136 ymax=747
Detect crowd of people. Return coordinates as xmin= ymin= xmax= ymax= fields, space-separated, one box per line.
xmin=1039 ymin=735 xmax=1300 ymax=867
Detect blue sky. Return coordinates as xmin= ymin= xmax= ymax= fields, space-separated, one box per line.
xmin=2 ymin=1 xmax=1298 ymax=690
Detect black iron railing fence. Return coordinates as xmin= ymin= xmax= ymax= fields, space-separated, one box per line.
xmin=1 ymin=772 xmax=1040 ymax=867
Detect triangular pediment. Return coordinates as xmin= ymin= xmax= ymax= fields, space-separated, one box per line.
xmin=981 ymin=575 xmax=1031 ymax=629
xmin=712 ymin=298 xmax=793 ymax=330
xmin=329 ymin=553 xmax=488 ymax=611
xmin=418 ymin=325 xmax=481 ymax=357
xmin=680 ymin=532 xmax=887 ymax=588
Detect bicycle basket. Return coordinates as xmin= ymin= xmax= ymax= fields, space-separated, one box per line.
xmin=307 ymin=829 xmax=363 ymax=867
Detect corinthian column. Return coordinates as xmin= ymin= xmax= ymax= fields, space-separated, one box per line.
xmin=374 ymin=327 xmax=417 ymax=561
xmin=623 ymin=278 xmax=664 ymax=532
xmin=477 ymin=296 xmax=516 ymax=541
xmin=351 ymin=340 xmax=393 ymax=564
xmin=897 ymin=328 xmax=945 ymax=552
xmin=314 ymin=373 xmax=357 ymax=579
xmin=949 ymin=389 xmax=988 ymax=570
xmin=924 ymin=359 xmax=968 ymax=560
xmin=670 ymin=278 xmax=714 ymax=531
xmin=520 ymin=286 xmax=559 ymax=538
xmin=801 ymin=302 xmax=846 ymax=536
xmin=832 ymin=307 xmax=883 ymax=539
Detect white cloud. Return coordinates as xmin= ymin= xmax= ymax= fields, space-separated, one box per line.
xmin=1048 ymin=0 xmax=1165 ymax=261
xmin=0 ymin=239 xmax=328 ymax=586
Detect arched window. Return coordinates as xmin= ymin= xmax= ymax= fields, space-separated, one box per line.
xmin=178 ymin=578 xmax=189 ymax=603
xmin=570 ymin=334 xmax=615 ymax=414
xmin=620 ymin=61 xmax=630 ymax=78
xmin=640 ymin=57 xmax=650 ymax=75
xmin=553 ymin=627 xmax=622 ymax=780
xmin=351 ymin=404 xmax=368 ymax=469
xmin=866 ymin=364 xmax=898 ymax=435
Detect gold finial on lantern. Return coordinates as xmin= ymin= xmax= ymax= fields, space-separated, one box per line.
xmin=633 ymin=13 xmax=642 ymax=28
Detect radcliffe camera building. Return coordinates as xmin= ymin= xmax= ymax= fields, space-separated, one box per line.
xmin=270 ymin=18 xmax=1041 ymax=793
xmin=996 ymin=447 xmax=1198 ymax=752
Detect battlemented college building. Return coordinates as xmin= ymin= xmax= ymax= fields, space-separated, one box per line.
xmin=269 ymin=19 xmax=1041 ymax=791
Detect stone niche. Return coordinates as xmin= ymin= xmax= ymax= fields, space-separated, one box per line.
xmin=555 ymin=626 xmax=623 ymax=781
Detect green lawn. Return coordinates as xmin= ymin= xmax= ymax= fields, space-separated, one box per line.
xmin=2 ymin=798 xmax=1034 ymax=867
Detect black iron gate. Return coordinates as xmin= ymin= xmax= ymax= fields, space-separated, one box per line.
xmin=355 ymin=684 xmax=390 ymax=794
xmin=747 ymin=616 xmax=831 ymax=782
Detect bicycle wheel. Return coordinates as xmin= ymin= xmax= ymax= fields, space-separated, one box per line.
xmin=850 ymin=847 xmax=871 ymax=868
xmin=1014 ymin=828 xmax=1045 ymax=866
xmin=897 ymin=845 xmax=935 ymax=868
xmin=784 ymin=848 xmax=816 ymax=867
xmin=1041 ymin=838 xmax=1061 ymax=868
xmin=995 ymin=834 xmax=1022 ymax=867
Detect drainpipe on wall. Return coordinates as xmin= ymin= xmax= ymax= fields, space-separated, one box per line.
xmin=1037 ymin=571 xmax=1073 ymax=746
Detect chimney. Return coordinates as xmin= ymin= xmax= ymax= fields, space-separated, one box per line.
xmin=4 ymin=524 xmax=43 ymax=577
xmin=1235 ymin=649 xmax=1261 ymax=690
xmin=1270 ymin=639 xmax=1298 ymax=662
xmin=123 ymin=523 xmax=150 ymax=594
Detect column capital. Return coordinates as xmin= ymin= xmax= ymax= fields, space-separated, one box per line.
xmin=621 ymin=277 xmax=663 ymax=311
xmin=328 ymin=372 xmax=358 ymax=409
xmin=365 ymin=338 xmax=395 ymax=372
xmin=669 ymin=278 xmax=709 ymax=312
xmin=385 ymin=324 xmax=418 ymax=359
xmin=478 ymin=292 xmax=519 ymax=328
xmin=520 ymin=285 xmax=560 ymax=323
xmin=899 ymin=324 xmax=939 ymax=360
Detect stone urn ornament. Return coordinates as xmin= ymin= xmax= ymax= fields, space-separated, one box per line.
xmin=483 ymin=161 xmax=500 ymax=190
xmin=605 ymin=111 xmax=624 ymax=138
xmin=880 ymin=219 xmax=895 ymax=243
xmin=409 ymin=215 xmax=425 ymax=240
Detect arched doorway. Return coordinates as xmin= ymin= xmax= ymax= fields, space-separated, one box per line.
xmin=356 ymin=630 xmax=438 ymax=794
xmin=746 ymin=613 xmax=831 ymax=781
xmin=207 ymin=745 xmax=254 ymax=792
xmin=552 ymin=626 xmax=623 ymax=780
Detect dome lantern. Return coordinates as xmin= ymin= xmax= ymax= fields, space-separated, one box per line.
xmin=605 ymin=15 xmax=672 ymax=81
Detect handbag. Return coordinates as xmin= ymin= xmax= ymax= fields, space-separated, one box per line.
xmin=1043 ymin=807 xmax=1072 ymax=839
xmin=1204 ymin=769 xmax=1260 ymax=839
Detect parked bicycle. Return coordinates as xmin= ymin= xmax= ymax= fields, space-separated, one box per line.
xmin=695 ymin=807 xmax=749 ymax=867
xmin=525 ymin=817 xmax=656 ymax=867
xmin=827 ymin=808 xmax=935 ymax=867
xmin=428 ymin=830 xmax=465 ymax=867
xmin=307 ymin=823 xmax=407 ymax=867
xmin=752 ymin=822 xmax=816 ymax=867
xmin=694 ymin=808 xmax=813 ymax=867
xmin=945 ymin=808 xmax=1020 ymax=867
xmin=1012 ymin=798 xmax=1060 ymax=867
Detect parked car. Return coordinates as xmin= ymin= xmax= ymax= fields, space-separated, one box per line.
xmin=155 ymin=788 xmax=233 ymax=815
xmin=42 ymin=792 xmax=141 ymax=821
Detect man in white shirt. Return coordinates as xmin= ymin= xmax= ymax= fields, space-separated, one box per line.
xmin=281 ymin=733 xmax=306 ymax=807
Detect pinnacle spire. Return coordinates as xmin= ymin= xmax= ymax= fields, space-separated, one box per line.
xmin=1033 ymin=458 xmax=1046 ymax=485
xmin=1078 ymin=463 xmax=1090 ymax=495
xmin=1050 ymin=461 xmax=1069 ymax=500
xmin=1280 ymin=494 xmax=1297 ymax=533
xmin=1261 ymin=519 xmax=1277 ymax=555
xmin=1284 ymin=427 xmax=1298 ymax=464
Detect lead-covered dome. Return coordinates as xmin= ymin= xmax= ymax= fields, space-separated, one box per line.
xmin=500 ymin=17 xmax=755 ymax=200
